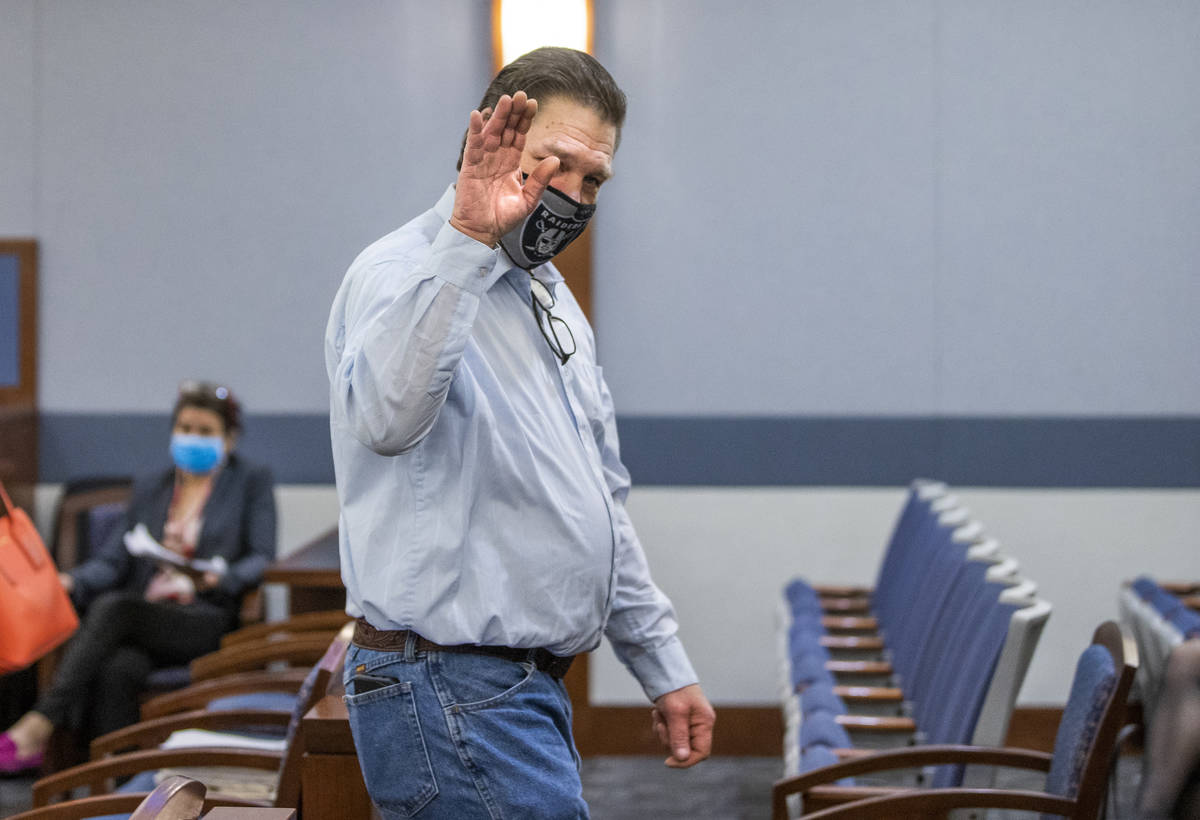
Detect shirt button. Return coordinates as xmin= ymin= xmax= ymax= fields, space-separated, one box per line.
xmin=478 ymin=267 xmax=488 ymax=277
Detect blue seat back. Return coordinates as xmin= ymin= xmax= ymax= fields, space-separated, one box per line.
xmin=885 ymin=518 xmax=971 ymax=685
xmin=1043 ymin=643 xmax=1119 ymax=804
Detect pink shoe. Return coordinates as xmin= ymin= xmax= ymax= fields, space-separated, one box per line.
xmin=0 ymin=732 xmax=44 ymax=776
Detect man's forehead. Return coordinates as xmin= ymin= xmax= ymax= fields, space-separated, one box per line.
xmin=528 ymin=99 xmax=617 ymax=171
xmin=531 ymin=99 xmax=615 ymax=139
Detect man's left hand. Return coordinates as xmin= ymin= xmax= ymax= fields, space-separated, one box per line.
xmin=651 ymin=683 xmax=715 ymax=768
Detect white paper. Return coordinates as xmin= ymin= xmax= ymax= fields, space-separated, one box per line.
xmin=158 ymin=728 xmax=286 ymax=752
xmin=123 ymin=523 xmax=228 ymax=576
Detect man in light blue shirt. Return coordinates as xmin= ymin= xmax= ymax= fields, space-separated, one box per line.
xmin=326 ymin=47 xmax=713 ymax=818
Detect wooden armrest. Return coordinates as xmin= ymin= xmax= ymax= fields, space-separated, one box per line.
xmin=142 ymin=669 xmax=309 ymax=719
xmin=774 ymin=743 xmax=1053 ymax=794
xmin=836 ymin=715 xmax=915 ymax=732
xmin=825 ymin=660 xmax=893 ymax=676
xmin=32 ymin=748 xmax=281 ymax=806
xmin=820 ymin=636 xmax=884 ymax=651
xmin=190 ymin=635 xmax=335 ymax=681
xmin=832 ymin=685 xmax=902 ymax=702
xmin=800 ymin=785 xmax=908 ymax=813
xmin=820 ymin=599 xmax=871 ymax=614
xmin=221 ymin=611 xmax=350 ymax=647
xmin=91 ymin=709 xmax=292 ymax=757
xmin=832 ymin=747 xmax=879 ymax=761
xmin=9 ymin=793 xmax=263 ymax=820
xmin=796 ymin=787 xmax=1076 ymax=819
xmin=771 ymin=745 xmax=1059 ymax=818
xmin=811 ymin=585 xmax=873 ymax=598
xmin=821 ymin=616 xmax=878 ymax=632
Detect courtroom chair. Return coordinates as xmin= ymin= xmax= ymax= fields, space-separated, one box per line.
xmin=29 ymin=627 xmax=352 ymax=814
xmin=140 ymin=622 xmax=353 ymax=721
xmin=772 ymin=621 xmax=1136 ymax=820
xmin=40 ymin=477 xmax=133 ymax=770
xmin=218 ymin=609 xmax=350 ymax=649
xmin=130 ymin=611 xmax=352 ymax=718
xmin=6 ymin=774 xmax=247 ymax=820
xmin=47 ymin=476 xmax=134 ymax=575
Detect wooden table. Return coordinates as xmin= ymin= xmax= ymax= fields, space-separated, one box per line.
xmin=204 ymin=810 xmax=296 ymax=819
xmin=301 ymin=694 xmax=377 ymax=820
xmin=265 ymin=527 xmax=345 ymax=615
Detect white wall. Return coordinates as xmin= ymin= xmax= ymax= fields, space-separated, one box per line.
xmin=34 ymin=483 xmax=1198 ymax=705
xmin=588 ymin=486 xmax=1200 ymax=706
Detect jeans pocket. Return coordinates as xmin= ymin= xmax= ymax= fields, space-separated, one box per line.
xmin=433 ymin=652 xmax=538 ymax=712
xmin=345 ymin=680 xmax=438 ymax=817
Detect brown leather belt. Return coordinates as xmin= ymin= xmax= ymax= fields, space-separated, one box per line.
xmin=352 ymin=618 xmax=575 ymax=679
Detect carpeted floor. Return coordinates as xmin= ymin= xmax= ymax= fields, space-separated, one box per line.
xmin=0 ymin=753 xmax=1146 ymax=819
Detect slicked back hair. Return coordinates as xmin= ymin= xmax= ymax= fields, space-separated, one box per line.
xmin=456 ymin=47 xmax=626 ymax=170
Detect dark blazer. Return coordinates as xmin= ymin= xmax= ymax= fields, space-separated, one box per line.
xmin=70 ymin=453 xmax=277 ymax=619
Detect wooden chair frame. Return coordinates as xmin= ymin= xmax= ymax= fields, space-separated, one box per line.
xmin=32 ymin=630 xmax=352 ymax=812
xmin=772 ymin=622 xmax=1136 ymax=820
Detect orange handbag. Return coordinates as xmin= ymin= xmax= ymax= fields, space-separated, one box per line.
xmin=0 ymin=480 xmax=79 ymax=673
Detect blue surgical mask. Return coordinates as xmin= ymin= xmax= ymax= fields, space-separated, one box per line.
xmin=170 ymin=433 xmax=225 ymax=475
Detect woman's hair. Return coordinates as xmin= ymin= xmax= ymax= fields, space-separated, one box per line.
xmin=172 ymin=380 xmax=243 ymax=435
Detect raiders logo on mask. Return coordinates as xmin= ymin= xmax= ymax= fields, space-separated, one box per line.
xmin=498 ymin=184 xmax=596 ymax=270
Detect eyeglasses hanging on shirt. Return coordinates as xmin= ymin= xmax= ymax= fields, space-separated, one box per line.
xmin=529 ymin=276 xmax=576 ymax=366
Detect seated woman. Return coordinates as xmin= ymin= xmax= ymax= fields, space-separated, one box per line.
xmin=0 ymin=380 xmax=276 ymax=773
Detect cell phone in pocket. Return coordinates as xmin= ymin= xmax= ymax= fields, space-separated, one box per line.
xmin=351 ymin=672 xmax=397 ymax=694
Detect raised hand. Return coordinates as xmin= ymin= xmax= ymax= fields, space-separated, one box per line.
xmin=449 ymin=91 xmax=560 ymax=248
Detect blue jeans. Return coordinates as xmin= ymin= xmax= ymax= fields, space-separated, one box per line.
xmin=343 ymin=641 xmax=588 ymax=819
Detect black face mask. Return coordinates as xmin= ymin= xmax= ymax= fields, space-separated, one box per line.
xmin=498 ymin=184 xmax=596 ymax=270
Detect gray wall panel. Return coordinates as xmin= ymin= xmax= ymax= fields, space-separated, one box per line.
xmin=33 ymin=0 xmax=489 ymax=413
xmin=3 ymin=1 xmax=1198 ymax=424
xmin=938 ymin=1 xmax=1200 ymax=414
xmin=0 ymin=0 xmax=36 ymax=235
xmin=595 ymin=1 xmax=941 ymax=415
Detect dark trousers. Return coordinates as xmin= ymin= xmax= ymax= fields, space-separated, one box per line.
xmin=35 ymin=590 xmax=233 ymax=739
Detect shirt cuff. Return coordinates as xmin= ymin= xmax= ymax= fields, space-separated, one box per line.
xmin=428 ymin=221 xmax=507 ymax=296
xmin=624 ymin=636 xmax=700 ymax=702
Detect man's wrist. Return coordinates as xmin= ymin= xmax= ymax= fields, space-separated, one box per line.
xmin=448 ymin=216 xmax=497 ymax=249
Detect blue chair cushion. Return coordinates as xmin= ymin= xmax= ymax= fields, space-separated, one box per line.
xmin=1131 ymin=575 xmax=1159 ymax=601
xmin=1044 ymin=644 xmax=1117 ymax=802
xmin=800 ymin=743 xmax=857 ymax=786
xmin=800 ymin=682 xmax=847 ymax=717
xmin=143 ymin=666 xmax=192 ymax=692
xmin=208 ymin=691 xmax=299 ymax=713
xmin=800 ymin=711 xmax=852 ymax=750
xmin=790 ymin=649 xmax=834 ymax=689
xmin=1169 ymin=607 xmax=1200 ymax=639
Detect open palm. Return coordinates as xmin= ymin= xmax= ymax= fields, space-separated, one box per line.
xmin=450 ymin=91 xmax=559 ymax=248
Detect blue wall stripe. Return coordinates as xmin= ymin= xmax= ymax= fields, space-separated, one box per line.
xmin=38 ymin=413 xmax=1200 ymax=488
xmin=0 ymin=254 xmax=20 ymax=387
